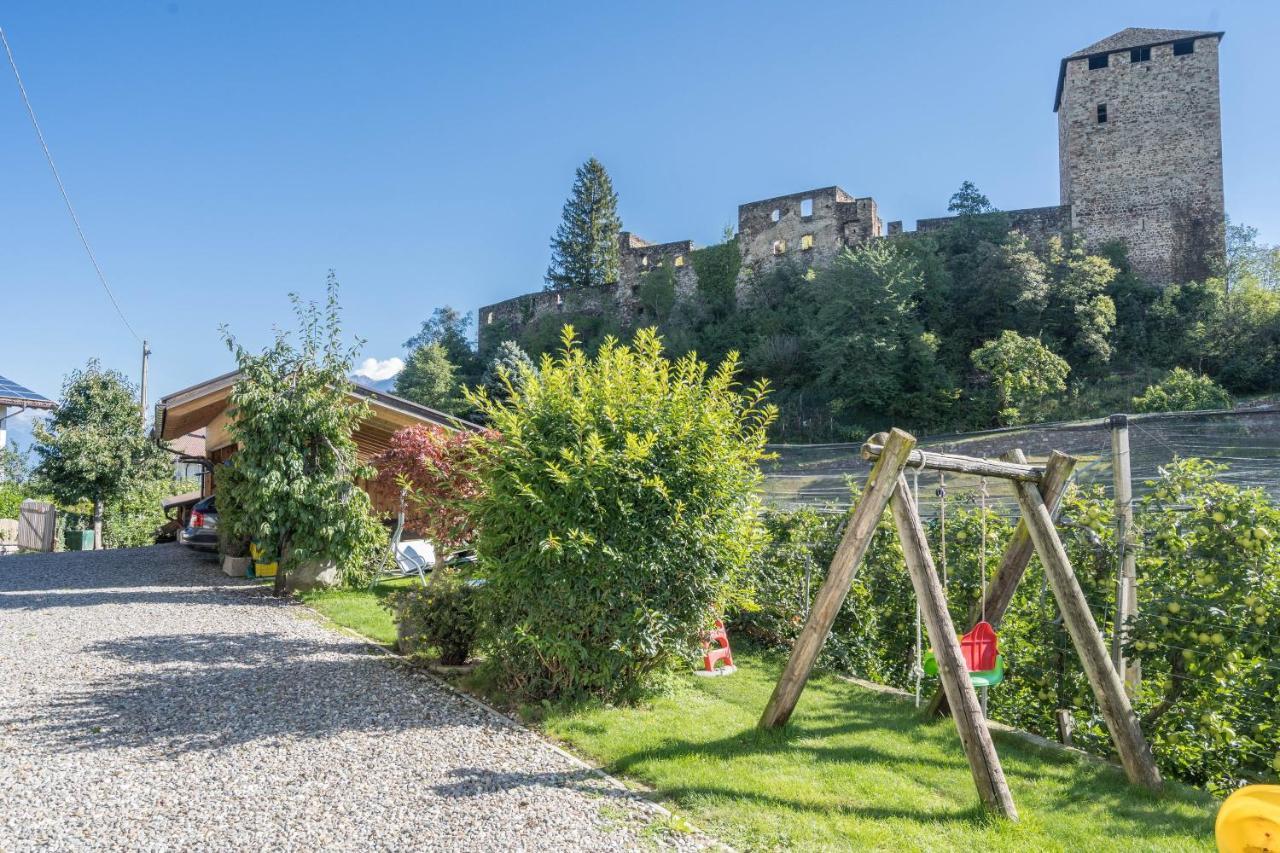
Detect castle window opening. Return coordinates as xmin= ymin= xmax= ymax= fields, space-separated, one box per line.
xmin=674 ymin=254 xmax=685 ymax=267
xmin=770 ymin=208 xmax=781 ymax=223
xmin=800 ymin=234 xmax=815 ymax=251
xmin=486 ymin=312 xmax=494 ymax=325
xmin=772 ymin=239 xmax=787 ymax=255
xmin=1088 ymin=54 xmax=1108 ymax=70
xmin=1131 ymin=46 xmax=1151 ymax=63
xmin=1173 ymin=39 xmax=1195 ymax=56
xmin=800 ymin=198 xmax=814 ymax=217
xmin=1097 ymin=103 xmax=1108 ymax=124
xmin=556 ymin=293 xmax=563 ymax=306
xmin=641 ymin=255 xmax=649 ymax=267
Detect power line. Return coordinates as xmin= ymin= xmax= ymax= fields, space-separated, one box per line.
xmin=0 ymin=24 xmax=141 ymax=343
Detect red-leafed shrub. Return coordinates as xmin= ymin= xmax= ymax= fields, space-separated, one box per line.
xmin=373 ymin=424 xmax=494 ymax=550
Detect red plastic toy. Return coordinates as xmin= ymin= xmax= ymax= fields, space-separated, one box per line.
xmin=698 ymin=619 xmax=736 ymax=676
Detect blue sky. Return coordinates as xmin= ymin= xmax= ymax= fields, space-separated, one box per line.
xmin=2 ymin=1 xmax=1276 ymax=445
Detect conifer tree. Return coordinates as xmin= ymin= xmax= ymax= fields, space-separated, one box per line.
xmin=545 ymin=158 xmax=622 ymax=291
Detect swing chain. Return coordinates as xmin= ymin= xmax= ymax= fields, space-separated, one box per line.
xmin=936 ymin=472 xmax=947 ymax=586
xmin=979 ymin=475 xmax=989 ymax=622
xmin=910 ymin=456 xmax=926 ymax=706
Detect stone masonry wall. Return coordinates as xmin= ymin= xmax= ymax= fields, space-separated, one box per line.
xmin=1058 ymin=35 xmax=1225 ymax=283
xmin=913 ymin=205 xmax=1072 ymax=246
xmin=736 ymin=187 xmax=881 ymax=284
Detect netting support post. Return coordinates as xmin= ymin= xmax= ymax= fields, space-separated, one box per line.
xmin=1109 ymin=414 xmax=1141 ymax=696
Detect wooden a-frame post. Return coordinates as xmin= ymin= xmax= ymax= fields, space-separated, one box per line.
xmin=759 ymin=428 xmax=917 ymax=729
xmin=890 ymin=471 xmax=1019 ymax=820
xmin=925 ymin=450 xmax=1076 ymax=717
xmin=1008 ymin=449 xmax=1163 ymax=791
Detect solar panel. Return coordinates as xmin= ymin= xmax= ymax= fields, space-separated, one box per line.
xmin=0 ymin=373 xmax=54 ymax=407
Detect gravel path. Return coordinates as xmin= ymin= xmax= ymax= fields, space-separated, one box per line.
xmin=0 ymin=545 xmax=706 ymax=851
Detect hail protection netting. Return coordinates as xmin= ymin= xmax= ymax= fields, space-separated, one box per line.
xmin=760 ymin=405 xmax=1280 ymax=522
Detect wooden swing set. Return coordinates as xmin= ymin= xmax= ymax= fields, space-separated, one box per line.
xmin=758 ymin=428 xmax=1162 ymax=821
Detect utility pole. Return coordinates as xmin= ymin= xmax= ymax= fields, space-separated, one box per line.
xmin=1109 ymin=414 xmax=1140 ymax=695
xmin=139 ymin=340 xmax=151 ymax=425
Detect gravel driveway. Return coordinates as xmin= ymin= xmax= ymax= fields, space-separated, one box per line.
xmin=0 ymin=545 xmax=703 ymax=851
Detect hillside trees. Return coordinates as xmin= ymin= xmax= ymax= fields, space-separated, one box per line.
xmin=395 ymin=342 xmax=466 ymax=415
xmin=469 ymin=180 xmax=1278 ymax=439
xmin=811 ymin=241 xmax=957 ymax=430
xmin=971 ymin=331 xmax=1070 ymax=425
xmin=545 ymin=157 xmax=622 ymax=291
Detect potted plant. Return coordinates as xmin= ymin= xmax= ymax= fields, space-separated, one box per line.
xmin=219 ymin=529 xmax=252 ymax=578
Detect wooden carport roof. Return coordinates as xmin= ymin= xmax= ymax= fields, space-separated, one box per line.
xmin=153 ymin=369 xmax=479 ymax=460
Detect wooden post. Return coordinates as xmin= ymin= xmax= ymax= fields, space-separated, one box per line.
xmin=925 ymin=450 xmax=1076 ymax=717
xmin=759 ymin=428 xmax=917 ymax=729
xmin=1056 ymin=709 xmax=1075 ymax=748
xmin=891 ymin=474 xmax=1019 ymax=820
xmin=1011 ymin=453 xmax=1163 ymax=791
xmin=1109 ymin=414 xmax=1140 ymax=695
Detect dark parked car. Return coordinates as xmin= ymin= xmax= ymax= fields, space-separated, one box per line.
xmin=178 ymin=495 xmax=218 ymax=552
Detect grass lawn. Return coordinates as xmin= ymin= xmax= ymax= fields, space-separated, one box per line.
xmin=297 ymin=577 xmax=411 ymax=646
xmin=298 ymin=583 xmax=1217 ymax=851
xmin=542 ymin=650 xmax=1217 ymax=852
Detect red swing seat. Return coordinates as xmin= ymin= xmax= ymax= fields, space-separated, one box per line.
xmin=959 ymin=620 xmax=999 ymax=672
xmin=922 ymin=620 xmax=1005 ymax=687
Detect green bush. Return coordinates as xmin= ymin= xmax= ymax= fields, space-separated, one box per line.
xmin=0 ymin=483 xmax=23 ymax=520
xmin=1132 ymin=367 xmax=1232 ymax=413
xmin=385 ymin=570 xmax=480 ymax=665
xmin=468 ymin=326 xmax=775 ymax=702
xmin=102 ymin=477 xmax=198 ymax=549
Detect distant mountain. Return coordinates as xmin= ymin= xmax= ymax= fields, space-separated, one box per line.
xmin=351 ymin=375 xmax=399 ymax=394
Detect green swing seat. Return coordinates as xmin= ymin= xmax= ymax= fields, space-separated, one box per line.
xmin=922 ymin=651 xmax=1005 ymax=687
xmin=921 ymin=620 xmax=1005 ymax=688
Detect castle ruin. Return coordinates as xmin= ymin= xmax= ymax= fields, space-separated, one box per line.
xmin=479 ymin=28 xmax=1227 ymax=350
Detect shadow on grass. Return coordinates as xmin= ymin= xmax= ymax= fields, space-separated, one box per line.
xmin=567 ymin=668 xmax=1214 ymax=842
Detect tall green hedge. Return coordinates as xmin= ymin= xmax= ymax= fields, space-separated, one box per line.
xmin=468 ymin=326 xmax=775 ymax=701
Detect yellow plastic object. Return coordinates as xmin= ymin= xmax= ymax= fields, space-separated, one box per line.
xmin=1216 ymin=785 xmax=1280 ymax=853
xmin=249 ymin=542 xmax=279 ymax=578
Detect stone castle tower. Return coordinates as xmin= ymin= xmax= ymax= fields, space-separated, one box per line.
xmin=1056 ymin=28 xmax=1226 ymax=284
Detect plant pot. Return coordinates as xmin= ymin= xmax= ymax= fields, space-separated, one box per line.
xmin=222 ymin=555 xmax=251 ymax=578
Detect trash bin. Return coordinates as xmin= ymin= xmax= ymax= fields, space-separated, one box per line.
xmin=64 ymin=529 xmax=95 ymax=551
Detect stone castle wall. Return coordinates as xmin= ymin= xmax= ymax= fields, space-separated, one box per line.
xmin=912 ymin=205 xmax=1072 ymax=246
xmin=479 ymin=29 xmax=1227 ymax=349
xmin=736 ymin=187 xmax=881 ymax=282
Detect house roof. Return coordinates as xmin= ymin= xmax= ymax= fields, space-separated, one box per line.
xmin=1054 ymin=28 xmax=1224 ymax=111
xmin=153 ymin=369 xmax=480 ymax=445
xmin=0 ymin=373 xmax=56 ymax=410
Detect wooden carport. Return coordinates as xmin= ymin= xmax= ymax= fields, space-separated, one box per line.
xmin=152 ymin=370 xmax=478 ymax=513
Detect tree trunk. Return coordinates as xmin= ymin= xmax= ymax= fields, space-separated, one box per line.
xmin=93 ymin=498 xmax=104 ymax=550
xmin=273 ymin=534 xmax=288 ymax=597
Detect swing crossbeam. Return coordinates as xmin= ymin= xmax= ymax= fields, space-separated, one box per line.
xmin=860 ymin=434 xmax=1044 ymax=482
xmin=759 ymin=428 xmax=1162 ymax=825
